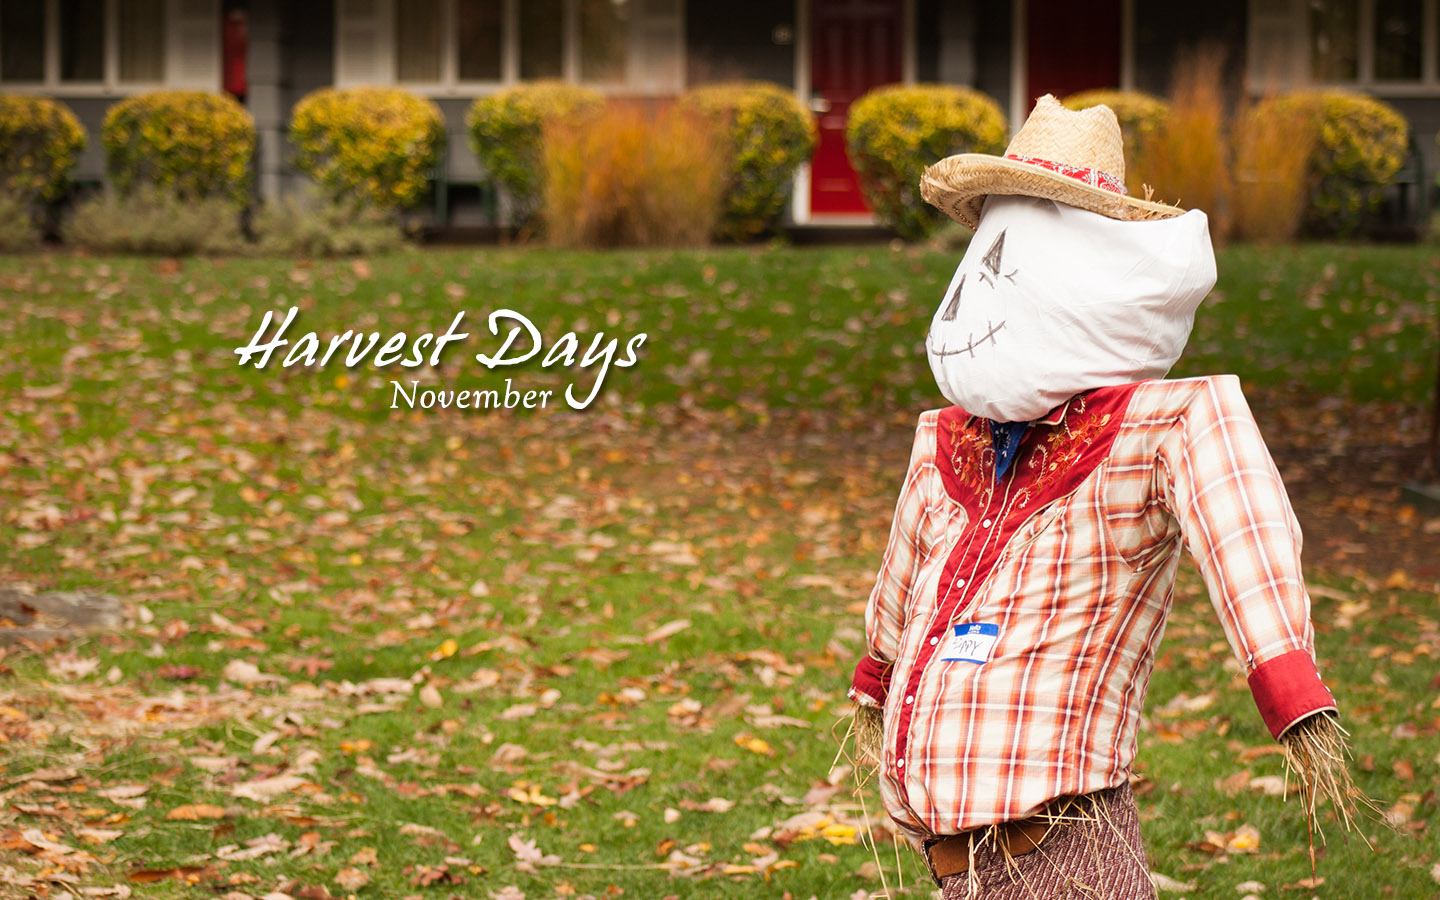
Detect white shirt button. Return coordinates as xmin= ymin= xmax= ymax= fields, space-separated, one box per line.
xmin=896 ymin=759 xmax=904 ymax=768
xmin=956 ymin=579 xmax=965 ymax=588
xmin=982 ymin=518 xmax=992 ymax=528
xmin=905 ymin=695 xmax=914 ymax=704
xmin=930 ymin=636 xmax=939 ymax=646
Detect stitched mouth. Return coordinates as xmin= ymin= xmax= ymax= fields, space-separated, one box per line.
xmin=927 ymin=319 xmax=1006 ymax=358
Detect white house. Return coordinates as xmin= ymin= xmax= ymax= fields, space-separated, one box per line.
xmin=0 ymin=0 xmax=1433 ymax=229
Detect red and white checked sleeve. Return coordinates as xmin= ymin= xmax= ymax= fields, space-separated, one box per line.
xmin=1154 ymin=375 xmax=1337 ymax=739
xmin=849 ymin=414 xmax=937 ymax=709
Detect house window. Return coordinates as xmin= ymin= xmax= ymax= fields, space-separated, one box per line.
xmin=579 ymin=0 xmax=628 ymax=82
xmin=519 ymin=0 xmax=563 ymax=80
xmin=397 ymin=0 xmax=443 ymax=82
xmin=0 ymin=0 xmax=209 ymax=90
xmin=0 ymin=0 xmax=46 ymax=82
xmin=457 ymin=0 xmax=502 ymax=81
xmin=1279 ymin=0 xmax=1440 ymax=89
xmin=1309 ymin=0 xmax=1360 ymax=81
xmin=119 ymin=0 xmax=167 ymax=83
xmin=336 ymin=0 xmax=679 ymax=91
xmin=61 ymin=0 xmax=107 ymax=82
xmin=1374 ymin=0 xmax=1422 ymax=79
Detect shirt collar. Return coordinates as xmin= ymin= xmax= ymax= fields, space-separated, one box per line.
xmin=1036 ymin=396 xmax=1076 ymax=426
xmin=962 ymin=395 xmax=1077 ymax=431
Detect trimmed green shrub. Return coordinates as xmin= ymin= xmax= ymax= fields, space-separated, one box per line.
xmin=1260 ymin=91 xmax=1409 ymax=236
xmin=0 ymin=95 xmax=86 ymax=204
xmin=846 ymin=84 xmax=1007 ymax=240
xmin=467 ymin=82 xmax=604 ymax=224
xmin=63 ymin=185 xmax=244 ymax=254
xmin=1061 ymin=90 xmax=1169 ymax=195
xmin=102 ymin=91 xmax=254 ymax=203
xmin=678 ymin=81 xmax=816 ymax=240
xmin=291 ymin=87 xmax=446 ymax=211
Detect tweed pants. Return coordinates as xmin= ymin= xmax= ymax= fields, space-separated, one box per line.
xmin=937 ymin=782 xmax=1155 ymax=900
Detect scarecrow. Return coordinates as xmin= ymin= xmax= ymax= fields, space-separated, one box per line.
xmin=847 ymin=96 xmax=1362 ymax=899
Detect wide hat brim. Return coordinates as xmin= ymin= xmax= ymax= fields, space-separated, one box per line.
xmin=920 ymin=153 xmax=1187 ymax=230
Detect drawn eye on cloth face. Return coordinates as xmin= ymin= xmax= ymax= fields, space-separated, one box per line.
xmin=929 ymin=227 xmax=1018 ymax=359
xmin=925 ymin=195 xmax=1218 ymax=423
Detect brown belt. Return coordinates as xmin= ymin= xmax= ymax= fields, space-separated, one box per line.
xmin=922 ymin=817 xmax=1054 ymax=885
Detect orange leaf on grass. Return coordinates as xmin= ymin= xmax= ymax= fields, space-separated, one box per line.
xmin=733 ymin=734 xmax=775 ymax=756
xmin=165 ymin=804 xmax=226 ymax=820
xmin=127 ymin=865 xmax=218 ymax=884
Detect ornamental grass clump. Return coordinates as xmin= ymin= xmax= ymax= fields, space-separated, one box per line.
xmin=291 ymin=87 xmax=446 ymax=211
xmin=0 ymin=190 xmax=40 ymax=250
xmin=1230 ymin=95 xmax=1318 ymax=243
xmin=467 ymin=82 xmax=604 ymax=228
xmin=63 ymin=183 xmax=245 ymax=255
xmin=1136 ymin=46 xmax=1232 ymax=239
xmin=678 ymin=82 xmax=817 ymax=241
xmin=102 ymin=90 xmax=254 ymax=204
xmin=541 ymin=102 xmax=727 ymax=248
xmin=252 ymin=187 xmax=408 ymax=257
xmin=846 ymin=84 xmax=1008 ymax=240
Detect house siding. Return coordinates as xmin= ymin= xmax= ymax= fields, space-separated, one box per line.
xmin=434 ymin=97 xmax=482 ymax=183
xmin=58 ymin=97 xmax=113 ymax=185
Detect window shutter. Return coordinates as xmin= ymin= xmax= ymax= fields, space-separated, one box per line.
xmin=1247 ymin=0 xmax=1305 ymax=90
xmin=631 ymin=0 xmax=680 ymax=93
xmin=336 ymin=0 xmax=394 ymax=86
xmin=166 ymin=0 xmax=220 ymax=88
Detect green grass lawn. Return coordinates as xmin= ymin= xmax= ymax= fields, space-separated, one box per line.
xmin=0 ymin=244 xmax=1436 ymax=899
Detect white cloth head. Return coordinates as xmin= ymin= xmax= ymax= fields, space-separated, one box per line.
xmin=925 ymin=195 xmax=1217 ymax=422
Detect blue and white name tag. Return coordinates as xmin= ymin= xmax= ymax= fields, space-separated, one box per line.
xmin=941 ymin=623 xmax=1000 ymax=664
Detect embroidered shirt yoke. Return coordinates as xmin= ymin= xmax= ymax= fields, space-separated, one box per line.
xmin=849 ymin=375 xmax=1336 ymax=841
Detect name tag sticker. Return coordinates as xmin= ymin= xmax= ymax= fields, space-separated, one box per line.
xmin=941 ymin=623 xmax=1000 ymax=664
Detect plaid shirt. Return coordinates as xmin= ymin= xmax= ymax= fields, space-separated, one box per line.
xmin=850 ymin=376 xmax=1337 ymax=841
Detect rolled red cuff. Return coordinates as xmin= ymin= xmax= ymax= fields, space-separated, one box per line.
xmin=1246 ymin=648 xmax=1338 ymax=740
xmin=850 ymin=655 xmax=893 ymax=708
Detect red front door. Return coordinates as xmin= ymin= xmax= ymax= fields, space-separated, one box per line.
xmin=1025 ymin=0 xmax=1121 ymax=102
xmin=810 ymin=0 xmax=903 ymax=215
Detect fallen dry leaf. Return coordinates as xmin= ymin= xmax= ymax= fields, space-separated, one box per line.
xmin=166 ymin=803 xmax=227 ymax=821
xmin=1150 ymin=872 xmax=1197 ymax=892
xmin=333 ymin=867 xmax=369 ymax=891
xmin=222 ymin=659 xmax=286 ymax=686
xmin=733 ymin=734 xmax=775 ymax=756
xmin=126 ymin=866 xmax=218 ymax=884
xmin=230 ymin=774 xmax=309 ymax=802
xmin=508 ymin=832 xmax=561 ymax=872
xmin=644 ymin=618 xmax=692 ymax=644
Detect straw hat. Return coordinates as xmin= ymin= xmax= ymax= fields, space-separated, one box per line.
xmin=920 ymin=94 xmax=1185 ymax=230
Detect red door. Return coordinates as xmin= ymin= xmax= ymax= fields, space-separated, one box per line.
xmin=810 ymin=0 xmax=903 ymax=215
xmin=1025 ymin=0 xmax=1121 ymax=102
